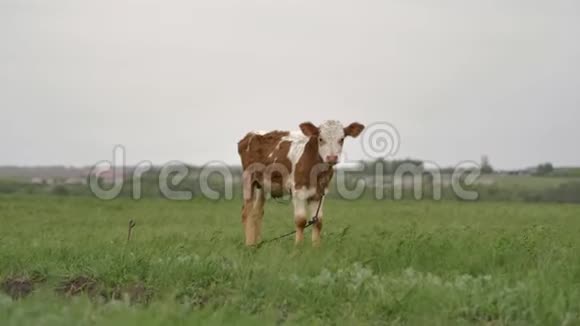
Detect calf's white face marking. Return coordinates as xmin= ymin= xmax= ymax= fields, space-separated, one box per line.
xmin=317 ymin=121 xmax=346 ymax=164
xmin=300 ymin=120 xmax=365 ymax=165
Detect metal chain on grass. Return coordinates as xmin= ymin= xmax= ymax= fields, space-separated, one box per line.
xmin=257 ymin=196 xmax=324 ymax=247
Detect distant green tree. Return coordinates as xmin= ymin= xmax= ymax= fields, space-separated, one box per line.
xmin=535 ymin=162 xmax=554 ymax=176
xmin=481 ymin=155 xmax=494 ymax=174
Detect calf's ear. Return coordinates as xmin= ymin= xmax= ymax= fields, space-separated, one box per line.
xmin=299 ymin=122 xmax=319 ymax=137
xmin=344 ymin=122 xmax=365 ymax=138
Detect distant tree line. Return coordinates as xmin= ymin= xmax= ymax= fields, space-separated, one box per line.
xmin=362 ymin=159 xmax=424 ymax=175
xmin=534 ymin=163 xmax=554 ymax=176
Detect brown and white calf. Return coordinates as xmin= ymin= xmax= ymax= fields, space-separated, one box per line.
xmin=237 ymin=120 xmax=365 ymax=246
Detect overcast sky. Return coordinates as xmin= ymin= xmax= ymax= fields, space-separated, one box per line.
xmin=1 ymin=0 xmax=578 ymax=169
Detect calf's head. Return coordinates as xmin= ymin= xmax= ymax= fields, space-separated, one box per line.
xmin=300 ymin=120 xmax=365 ymax=165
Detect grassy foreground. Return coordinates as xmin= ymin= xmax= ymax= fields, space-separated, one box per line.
xmin=1 ymin=195 xmax=580 ymax=325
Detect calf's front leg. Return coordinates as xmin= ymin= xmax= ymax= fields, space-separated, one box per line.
xmin=292 ymin=195 xmax=308 ymax=245
xmin=309 ymin=200 xmax=324 ymax=246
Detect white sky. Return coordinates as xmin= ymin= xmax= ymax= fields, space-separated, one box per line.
xmin=1 ymin=0 xmax=579 ymax=169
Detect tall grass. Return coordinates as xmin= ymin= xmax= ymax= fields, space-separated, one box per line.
xmin=1 ymin=195 xmax=580 ymax=325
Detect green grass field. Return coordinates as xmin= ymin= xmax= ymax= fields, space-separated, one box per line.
xmin=1 ymin=195 xmax=580 ymax=325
